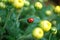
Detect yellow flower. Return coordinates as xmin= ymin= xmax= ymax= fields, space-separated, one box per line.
xmin=39 ymin=20 xmax=52 ymax=32
xmin=0 ymin=2 xmax=6 ymax=8
xmin=52 ymin=20 xmax=56 ymax=25
xmin=32 ymin=27 xmax=44 ymax=39
xmin=35 ymin=2 xmax=43 ymax=9
xmin=45 ymin=10 xmax=52 ymax=16
xmin=24 ymin=0 xmax=30 ymax=7
xmin=51 ymin=27 xmax=57 ymax=35
xmin=13 ymin=0 xmax=24 ymax=8
xmin=54 ymin=6 xmax=60 ymax=13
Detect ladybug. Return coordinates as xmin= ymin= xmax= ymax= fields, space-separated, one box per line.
xmin=27 ymin=18 xmax=34 ymax=23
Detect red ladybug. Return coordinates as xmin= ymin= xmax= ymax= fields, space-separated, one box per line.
xmin=27 ymin=18 xmax=34 ymax=23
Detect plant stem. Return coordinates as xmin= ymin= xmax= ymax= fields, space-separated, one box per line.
xmin=17 ymin=34 xmax=32 ymax=40
xmin=3 ymin=8 xmax=14 ymax=28
xmin=49 ymin=33 xmax=52 ymax=40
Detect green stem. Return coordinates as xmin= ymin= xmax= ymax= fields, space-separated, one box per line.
xmin=17 ymin=34 xmax=32 ymax=40
xmin=49 ymin=33 xmax=52 ymax=40
xmin=1 ymin=8 xmax=14 ymax=40
xmin=3 ymin=8 xmax=14 ymax=28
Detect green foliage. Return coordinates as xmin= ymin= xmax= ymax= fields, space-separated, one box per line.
xmin=0 ymin=0 xmax=60 ymax=40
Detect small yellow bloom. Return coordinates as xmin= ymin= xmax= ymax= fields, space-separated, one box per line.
xmin=46 ymin=10 xmax=52 ymax=16
xmin=35 ymin=2 xmax=43 ymax=9
xmin=0 ymin=2 xmax=6 ymax=8
xmin=32 ymin=27 xmax=44 ymax=39
xmin=51 ymin=27 xmax=57 ymax=35
xmin=13 ymin=0 xmax=24 ymax=8
xmin=39 ymin=20 xmax=52 ymax=32
xmin=54 ymin=6 xmax=60 ymax=13
xmin=24 ymin=0 xmax=30 ymax=7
